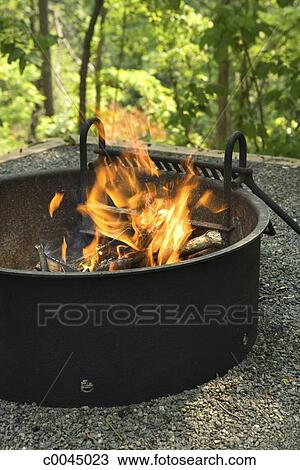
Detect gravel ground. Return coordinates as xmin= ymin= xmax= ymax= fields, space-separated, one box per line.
xmin=0 ymin=145 xmax=299 ymax=450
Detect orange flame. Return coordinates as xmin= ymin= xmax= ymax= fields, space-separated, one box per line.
xmin=49 ymin=192 xmax=64 ymax=218
xmin=196 ymin=189 xmax=228 ymax=214
xmin=61 ymin=236 xmax=67 ymax=262
xmin=81 ymin=231 xmax=100 ymax=272
xmin=93 ymin=105 xmax=166 ymax=143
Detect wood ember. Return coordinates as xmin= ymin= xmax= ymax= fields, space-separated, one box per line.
xmin=180 ymin=230 xmax=223 ymax=257
xmin=95 ymin=251 xmax=147 ymax=272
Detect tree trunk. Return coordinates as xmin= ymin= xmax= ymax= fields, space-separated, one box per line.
xmin=95 ymin=7 xmax=107 ymax=114
xmin=79 ymin=0 xmax=104 ymax=126
xmin=240 ymin=48 xmax=259 ymax=152
xmin=111 ymin=4 xmax=127 ymax=137
xmin=216 ymin=0 xmax=230 ymax=149
xmin=216 ymin=58 xmax=229 ymax=149
xmin=237 ymin=52 xmax=246 ymax=130
xmin=28 ymin=0 xmax=42 ymax=142
xmin=243 ymin=45 xmax=266 ymax=150
xmin=38 ymin=0 xmax=54 ymax=116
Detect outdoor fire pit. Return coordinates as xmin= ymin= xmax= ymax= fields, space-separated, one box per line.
xmin=0 ymin=117 xmax=298 ymax=407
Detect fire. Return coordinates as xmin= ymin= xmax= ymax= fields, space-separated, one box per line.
xmin=81 ymin=231 xmax=100 ymax=272
xmin=93 ymin=105 xmax=166 ymax=143
xmin=77 ymin=140 xmax=200 ymax=271
xmin=49 ymin=192 xmax=64 ymax=218
xmin=48 ymin=115 xmax=227 ymax=272
xmin=61 ymin=236 xmax=67 ymax=262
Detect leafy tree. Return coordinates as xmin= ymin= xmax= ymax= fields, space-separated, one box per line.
xmin=79 ymin=0 xmax=104 ymax=125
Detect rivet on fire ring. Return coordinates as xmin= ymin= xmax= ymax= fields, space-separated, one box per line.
xmin=80 ymin=379 xmax=94 ymax=393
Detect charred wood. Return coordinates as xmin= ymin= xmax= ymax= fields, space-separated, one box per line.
xmin=35 ymin=243 xmax=49 ymax=271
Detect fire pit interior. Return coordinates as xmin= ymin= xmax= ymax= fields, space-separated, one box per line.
xmin=0 ymin=168 xmax=255 ymax=272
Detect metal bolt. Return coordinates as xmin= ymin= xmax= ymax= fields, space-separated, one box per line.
xmin=242 ymin=332 xmax=249 ymax=347
xmin=80 ymin=379 xmax=94 ymax=393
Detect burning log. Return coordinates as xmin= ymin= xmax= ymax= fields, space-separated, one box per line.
xmin=180 ymin=230 xmax=222 ymax=258
xmin=37 ymin=247 xmax=147 ymax=273
xmin=95 ymin=251 xmax=147 ymax=272
xmin=36 ymin=227 xmax=223 ymax=273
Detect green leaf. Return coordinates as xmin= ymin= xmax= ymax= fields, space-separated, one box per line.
xmin=25 ymin=52 xmax=41 ymax=66
xmin=1 ymin=43 xmax=15 ymax=55
xmin=241 ymin=27 xmax=256 ymax=44
xmin=264 ymin=89 xmax=282 ymax=105
xmin=19 ymin=55 xmax=26 ymax=74
xmin=7 ymin=47 xmax=23 ymax=64
xmin=256 ymin=62 xmax=271 ymax=79
xmin=33 ymin=33 xmax=58 ymax=50
xmin=277 ymin=0 xmax=293 ymax=7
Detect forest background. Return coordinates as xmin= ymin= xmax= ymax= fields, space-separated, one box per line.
xmin=0 ymin=0 xmax=299 ymax=157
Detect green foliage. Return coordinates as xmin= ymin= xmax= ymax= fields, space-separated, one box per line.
xmin=0 ymin=58 xmax=42 ymax=149
xmin=0 ymin=0 xmax=54 ymax=73
xmin=0 ymin=15 xmax=36 ymax=73
xmin=0 ymin=0 xmax=299 ymax=157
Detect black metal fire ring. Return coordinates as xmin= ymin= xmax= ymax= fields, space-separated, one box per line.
xmin=0 ymin=119 xmax=298 ymax=407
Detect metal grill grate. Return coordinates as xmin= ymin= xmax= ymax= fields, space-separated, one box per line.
xmin=79 ymin=117 xmax=300 ymax=236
